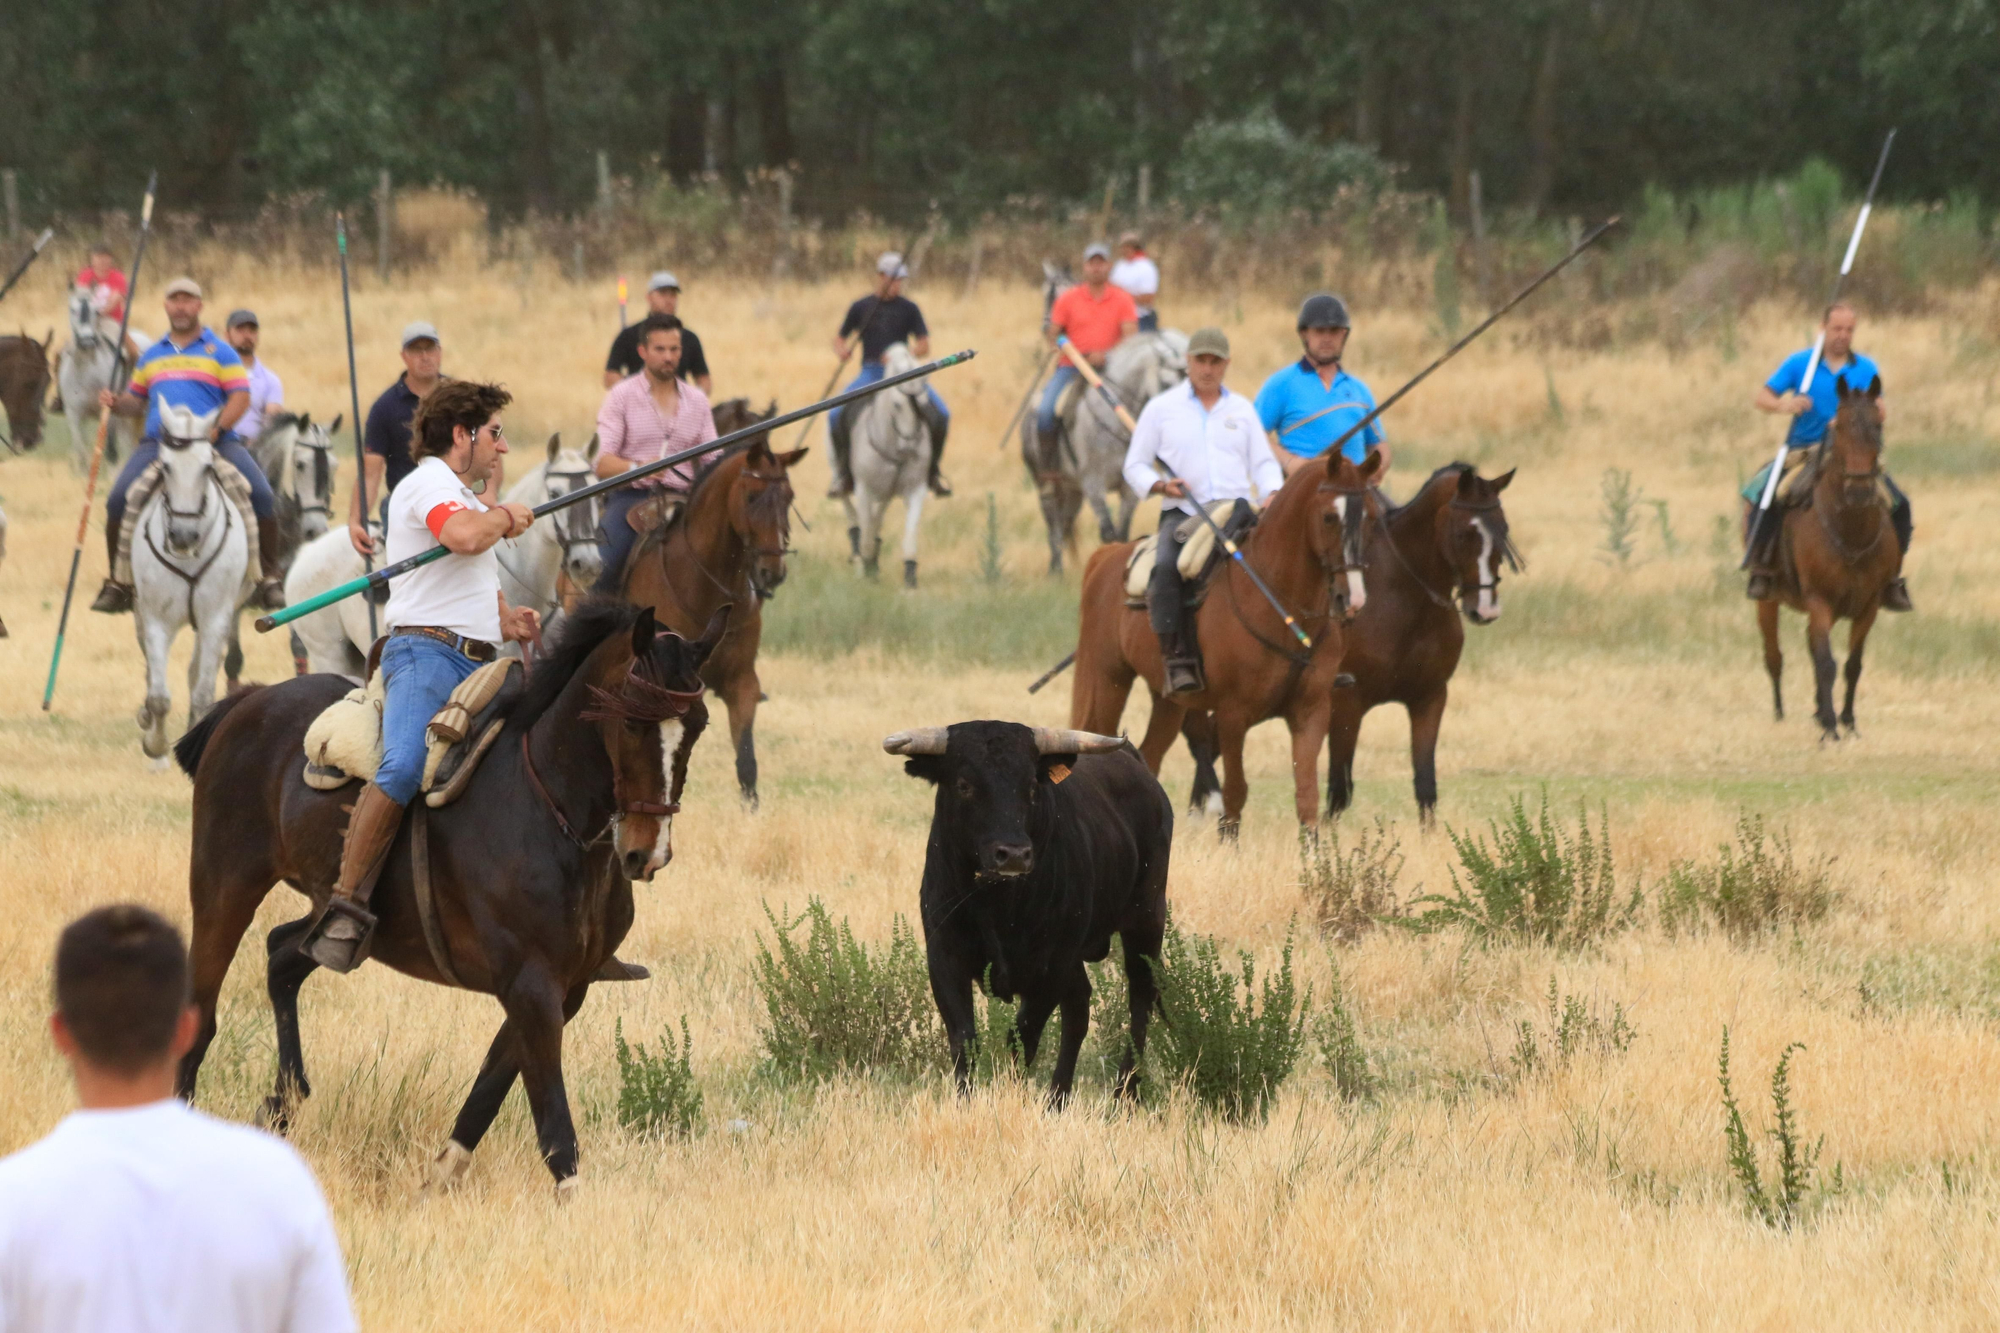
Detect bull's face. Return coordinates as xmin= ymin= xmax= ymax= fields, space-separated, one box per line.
xmin=886 ymin=722 xmax=1126 ymax=882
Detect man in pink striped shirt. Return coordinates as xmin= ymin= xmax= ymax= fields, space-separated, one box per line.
xmin=591 ymin=315 xmax=718 ymax=593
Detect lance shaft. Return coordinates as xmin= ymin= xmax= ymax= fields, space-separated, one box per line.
xmin=257 ymin=349 xmax=978 ymax=632
xmin=336 ymin=213 xmax=376 ymax=638
xmin=0 ymin=228 xmax=55 ymax=306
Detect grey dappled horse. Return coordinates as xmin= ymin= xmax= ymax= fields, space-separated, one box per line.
xmin=56 ymin=284 xmax=150 ymax=471
xmin=224 ymin=413 xmax=341 ymax=685
xmin=842 ymin=342 xmax=936 ymax=588
xmin=499 ymin=433 xmax=604 ymax=620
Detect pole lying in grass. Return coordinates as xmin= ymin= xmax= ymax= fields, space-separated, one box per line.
xmin=335 ymin=213 xmax=377 ymax=641
xmin=1743 ymin=130 xmax=1897 ymax=568
xmin=0 ymin=227 xmax=55 ymax=306
xmin=257 ymin=349 xmax=979 ymax=633
xmin=44 ymin=172 xmax=157 ymax=712
xmin=1058 ymin=336 xmax=1313 ymax=652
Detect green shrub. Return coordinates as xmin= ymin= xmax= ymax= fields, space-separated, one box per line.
xmin=1150 ymin=917 xmax=1311 ymax=1123
xmin=1719 ymin=1029 xmax=1833 ymax=1231
xmin=1403 ymin=790 xmax=1641 ymax=949
xmin=754 ymin=899 xmax=945 ymax=1081
xmin=1301 ymin=820 xmax=1404 ymax=943
xmin=1599 ymin=467 xmax=1643 ymax=566
xmin=1661 ymin=815 xmax=1834 ymax=941
xmin=1314 ymin=957 xmax=1374 ymax=1100
xmin=1509 ymin=976 xmax=1636 ymax=1079
xmin=1169 ymin=112 xmax=1389 ymax=219
xmin=613 ymin=1016 xmax=704 ymax=1140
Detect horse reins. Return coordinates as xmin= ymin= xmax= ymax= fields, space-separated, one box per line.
xmin=1223 ymin=483 xmax=1371 ymax=674
xmin=1377 ymin=492 xmax=1512 ymax=612
xmin=521 ymin=666 xmax=703 ymax=847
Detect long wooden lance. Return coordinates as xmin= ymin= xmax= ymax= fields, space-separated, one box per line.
xmin=335 ymin=213 xmax=376 ymax=640
xmin=0 ymin=228 xmax=55 ymax=306
xmin=257 ymin=349 xmax=978 ymax=633
xmin=44 ymin=172 xmax=157 ymax=712
xmin=1743 ymin=130 xmax=1896 ymax=566
xmin=996 ymin=273 xmax=1066 ymax=450
xmin=1057 ymin=336 xmax=1313 ymax=652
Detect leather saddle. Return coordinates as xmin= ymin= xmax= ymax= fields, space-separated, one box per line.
xmin=1123 ymin=499 xmax=1258 ymax=611
xmin=301 ymin=658 xmax=526 ymax=808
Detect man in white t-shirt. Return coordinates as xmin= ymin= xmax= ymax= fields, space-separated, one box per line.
xmin=225 ymin=309 xmax=286 ymax=440
xmin=1111 ymin=231 xmax=1161 ymax=333
xmin=301 ymin=380 xmax=540 ymax=973
xmin=0 ymin=904 xmax=356 ymax=1333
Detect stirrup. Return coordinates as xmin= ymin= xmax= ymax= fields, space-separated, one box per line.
xmin=89 ymin=581 xmax=134 ymax=615
xmin=1745 ymin=571 xmax=1775 ymax=602
xmin=254 ymin=578 xmax=287 ymax=611
xmin=300 ymin=898 xmax=378 ymax=973
xmin=1880 ymin=578 xmax=1914 ymax=613
xmin=1165 ymin=659 xmax=1206 ymax=696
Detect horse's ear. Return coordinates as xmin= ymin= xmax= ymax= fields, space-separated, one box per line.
xmin=1836 ymin=378 xmax=1850 ymax=402
xmin=296 ymin=411 xmax=311 ymax=429
xmin=1456 ymin=467 xmax=1479 ymax=497
xmin=1359 ymin=448 xmax=1383 ymax=481
xmin=1489 ymin=468 xmax=1516 ymax=492
xmin=586 ymin=432 xmax=600 ymax=462
xmin=692 ymin=603 xmax=732 ymax=666
xmin=329 ymin=413 xmax=342 ymax=433
xmin=631 ymin=606 xmax=658 ymax=657
xmin=1868 ymin=375 xmax=1882 ymax=400
xmin=777 ymin=447 xmax=809 ymax=468
xmin=546 ymin=433 xmax=561 ymax=464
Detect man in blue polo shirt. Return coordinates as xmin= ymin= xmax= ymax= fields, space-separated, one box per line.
xmin=1743 ymin=302 xmax=1911 ymax=610
xmin=1256 ymin=294 xmax=1383 ymax=478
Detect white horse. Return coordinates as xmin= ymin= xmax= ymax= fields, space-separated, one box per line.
xmin=224 ymin=414 xmax=342 ymax=686
xmin=498 ymin=433 xmax=604 ymax=619
xmin=842 ymin=343 xmax=936 ymax=589
xmin=132 ymin=405 xmax=250 ymax=765
xmin=284 ymin=525 xmax=379 ymax=678
xmin=56 ymin=284 xmax=150 ymax=471
xmin=1021 ymin=327 xmax=1188 ymax=572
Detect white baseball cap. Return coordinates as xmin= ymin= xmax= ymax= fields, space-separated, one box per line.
xmin=648 ymin=271 xmax=681 ymax=292
xmin=162 ymin=277 xmax=203 ymax=299
xmin=1083 ymin=242 xmax=1111 ymax=261
xmin=400 ymin=320 xmax=441 ymax=348
xmin=876 ymin=251 xmax=908 ymax=279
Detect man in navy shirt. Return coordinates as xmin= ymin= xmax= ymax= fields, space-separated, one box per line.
xmin=826 ymin=252 xmax=950 ymax=498
xmin=1255 ymin=294 xmax=1384 ymax=478
xmin=1744 ymin=302 xmax=1911 ymax=610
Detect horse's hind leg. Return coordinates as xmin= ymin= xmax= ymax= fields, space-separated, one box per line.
xmin=1757 ymin=599 xmax=1784 ymax=721
xmin=1840 ymin=607 xmax=1878 ymax=734
xmin=1323 ymin=694 xmax=1363 ymax=821
xmin=260 ymin=914 xmax=320 ymax=1129
xmin=224 ymin=612 xmax=245 ymax=692
xmin=1805 ymin=602 xmax=1840 ymax=741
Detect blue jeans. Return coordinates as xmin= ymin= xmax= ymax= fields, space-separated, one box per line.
xmin=830 ymin=361 xmax=949 ymax=436
xmin=106 ymin=434 xmax=276 ymax=531
xmin=1037 ymin=363 xmax=1082 ymax=436
xmin=592 ymin=486 xmax=651 ymax=594
xmin=375 ymin=634 xmax=478 ymax=805
xmin=1137 ymin=308 xmax=1159 ymax=333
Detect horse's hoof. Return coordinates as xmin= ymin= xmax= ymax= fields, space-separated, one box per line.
xmin=902 ymin=561 xmax=918 ymax=590
xmin=424 ymin=1140 xmax=475 ymax=1193
xmin=553 ymin=1174 xmax=582 ymax=1204
xmin=258 ymin=1096 xmax=293 ymax=1134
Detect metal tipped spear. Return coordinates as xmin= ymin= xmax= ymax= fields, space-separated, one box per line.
xmin=0 ymin=228 xmax=55 ymax=306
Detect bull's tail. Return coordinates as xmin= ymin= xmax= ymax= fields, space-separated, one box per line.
xmin=173 ymin=688 xmax=260 ymax=778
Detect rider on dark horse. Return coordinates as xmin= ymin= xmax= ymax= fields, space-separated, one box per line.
xmin=1744 ymin=301 xmax=1913 ymax=611
xmin=827 ymin=252 xmax=951 ymax=499
xmin=302 ymin=381 xmax=542 ymax=972
xmin=1120 ymin=326 xmax=1281 ymax=696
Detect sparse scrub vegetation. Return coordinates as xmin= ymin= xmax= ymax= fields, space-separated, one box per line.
xmin=1599 ymin=467 xmax=1643 ymax=566
xmin=1661 ymin=816 xmax=1836 ymax=941
xmin=613 ymin=1016 xmax=705 ymax=1140
xmin=753 ymin=900 xmax=944 ymax=1081
xmin=1314 ymin=958 xmax=1375 ymax=1100
xmin=1509 ymin=976 xmax=1637 ymax=1080
xmin=1149 ymin=918 xmax=1311 ymax=1123
xmin=1301 ymin=819 xmax=1405 ymax=942
xmin=1719 ymin=1030 xmax=1836 ymax=1231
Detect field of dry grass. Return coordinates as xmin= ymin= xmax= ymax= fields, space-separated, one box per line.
xmin=3 ymin=249 xmax=2000 ymax=1329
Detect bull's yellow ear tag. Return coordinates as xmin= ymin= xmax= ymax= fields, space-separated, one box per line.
xmin=1047 ymin=763 xmax=1072 ymax=785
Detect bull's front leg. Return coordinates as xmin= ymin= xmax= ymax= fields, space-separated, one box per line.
xmin=927 ymin=951 xmax=980 ymax=1094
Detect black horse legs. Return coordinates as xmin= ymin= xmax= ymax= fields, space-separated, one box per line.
xmin=438 ymin=977 xmax=593 ymax=1187
xmin=263 ymin=914 xmax=320 ymax=1127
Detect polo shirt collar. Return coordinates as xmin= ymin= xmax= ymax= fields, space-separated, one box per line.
xmin=1295 ymin=356 xmax=1346 ymax=381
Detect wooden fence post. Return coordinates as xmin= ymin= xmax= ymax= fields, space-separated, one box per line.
xmin=1468 ymin=168 xmax=1489 ymax=311
xmin=1137 ymin=164 xmax=1151 ymax=224
xmin=376 ymin=170 xmax=393 ymax=283
xmin=772 ymin=168 xmax=793 ymax=282
xmin=2 ymin=171 xmax=18 ymax=240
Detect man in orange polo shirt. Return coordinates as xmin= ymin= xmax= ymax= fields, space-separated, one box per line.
xmin=1036 ymin=242 xmax=1138 ymax=458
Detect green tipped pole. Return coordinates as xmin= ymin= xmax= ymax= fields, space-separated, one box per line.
xmin=335 ymin=213 xmax=376 ymax=639
xmin=256 ymin=348 xmax=978 ymax=632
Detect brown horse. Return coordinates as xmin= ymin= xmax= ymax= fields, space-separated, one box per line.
xmin=1181 ymin=463 xmax=1518 ymax=825
xmin=0 ymin=332 xmax=52 ymax=451
xmin=1069 ymin=451 xmax=1383 ymax=836
xmin=620 ymin=422 xmax=802 ymax=807
xmin=171 ymin=602 xmax=725 ymax=1189
xmin=1757 ymin=377 xmax=1900 ymax=740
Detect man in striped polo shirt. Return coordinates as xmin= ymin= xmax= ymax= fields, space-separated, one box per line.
xmin=589 ymin=315 xmax=719 ymax=594
xmin=91 ymin=278 xmax=284 ymax=613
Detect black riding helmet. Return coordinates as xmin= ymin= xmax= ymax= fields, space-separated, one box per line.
xmin=1297 ymin=293 xmax=1352 ymax=331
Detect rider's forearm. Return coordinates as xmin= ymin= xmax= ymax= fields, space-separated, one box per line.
xmin=438 ymin=507 xmax=514 ymax=556
xmin=215 ymin=389 xmax=249 ymax=434
xmin=1753 ymin=387 xmax=1788 ymax=414
xmin=111 ymin=391 xmax=145 ymax=419
xmin=350 ymin=455 xmax=386 ymax=525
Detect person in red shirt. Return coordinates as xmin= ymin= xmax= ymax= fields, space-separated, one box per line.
xmin=1036 ymin=242 xmax=1138 ymax=457
xmin=76 ymin=242 xmax=127 ymax=324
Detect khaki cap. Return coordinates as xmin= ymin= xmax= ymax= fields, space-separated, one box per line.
xmin=1186 ymin=327 xmax=1231 ymax=359
xmin=162 ymin=277 xmax=203 ymax=299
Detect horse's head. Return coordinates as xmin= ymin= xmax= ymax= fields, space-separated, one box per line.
xmin=1105 ymin=329 xmax=1188 ymax=405
xmin=581 ymin=604 xmax=726 ymax=880
xmin=157 ymin=404 xmax=221 ymax=556
xmin=1832 ymin=376 xmax=1885 ymax=507
xmin=880 ymin=342 xmax=927 ymax=410
xmin=66 ymin=285 xmax=99 ymax=348
xmin=1040 ymin=260 xmax=1073 ymax=313
xmin=0 ymin=333 xmax=51 ymax=449
xmin=541 ymin=431 xmax=604 ymax=588
xmin=727 ymin=426 xmax=801 ymax=600
xmin=266 ymin=412 xmax=340 ymax=541
xmin=1437 ymin=466 xmax=1519 ymax=624
xmin=1316 ymin=449 xmax=1385 ymax=620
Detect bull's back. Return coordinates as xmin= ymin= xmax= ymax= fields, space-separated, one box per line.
xmin=1063 ymin=746 xmax=1173 ymax=917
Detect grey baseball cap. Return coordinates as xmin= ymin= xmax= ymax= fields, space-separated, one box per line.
xmin=648 ymin=270 xmax=681 ymax=292
xmin=1187 ymin=327 xmax=1231 ymax=359
xmin=1083 ymin=242 xmax=1111 ymax=261
xmin=876 ymin=251 xmax=907 ymax=279
xmin=400 ymin=320 xmax=441 ymax=348
xmin=225 ymin=308 xmax=258 ymax=329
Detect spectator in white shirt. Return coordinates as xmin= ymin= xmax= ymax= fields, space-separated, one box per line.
xmin=0 ymin=905 xmax=357 ymax=1333
xmin=1111 ymin=231 xmax=1161 ymax=333
xmin=225 ymin=309 xmax=286 ymax=441
xmin=1121 ymin=325 xmax=1279 ymax=694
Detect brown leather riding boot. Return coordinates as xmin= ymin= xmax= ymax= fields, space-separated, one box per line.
xmin=253 ymin=517 xmax=287 ymax=610
xmin=1881 ymin=577 xmax=1914 ymax=613
xmin=301 ymin=783 xmax=405 ymax=973
xmin=90 ymin=522 xmax=133 ymax=614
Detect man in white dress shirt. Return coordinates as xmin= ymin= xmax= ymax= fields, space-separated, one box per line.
xmin=0 ymin=904 xmax=356 ymax=1333
xmin=1121 ymin=325 xmax=1280 ymax=694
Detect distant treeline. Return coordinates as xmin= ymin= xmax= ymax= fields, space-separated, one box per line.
xmin=1 ymin=0 xmax=1993 ymax=224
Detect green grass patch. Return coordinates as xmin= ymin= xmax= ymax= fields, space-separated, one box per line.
xmin=761 ymin=552 xmax=1077 ymax=667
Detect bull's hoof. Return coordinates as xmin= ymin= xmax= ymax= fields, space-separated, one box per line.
xmin=424 ymin=1140 xmax=475 ymax=1193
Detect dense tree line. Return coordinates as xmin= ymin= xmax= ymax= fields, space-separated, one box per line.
xmin=1 ymin=0 xmax=1992 ymax=224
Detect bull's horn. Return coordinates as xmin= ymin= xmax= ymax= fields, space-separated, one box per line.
xmin=1031 ymin=727 xmax=1123 ymax=755
xmin=883 ymin=727 xmax=950 ymax=755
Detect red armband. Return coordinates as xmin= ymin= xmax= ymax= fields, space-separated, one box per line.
xmin=425 ymin=502 xmax=466 ymax=538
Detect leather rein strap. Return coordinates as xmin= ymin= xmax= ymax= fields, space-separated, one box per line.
xmin=409 ymin=807 xmax=466 ymax=988
xmin=520 ymin=732 xmax=685 ymax=849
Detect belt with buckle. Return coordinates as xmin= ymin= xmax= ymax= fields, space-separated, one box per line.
xmin=391 ymin=626 xmax=498 ymax=662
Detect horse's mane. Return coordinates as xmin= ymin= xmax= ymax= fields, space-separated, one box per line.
xmin=509 ymin=598 xmax=641 ymax=728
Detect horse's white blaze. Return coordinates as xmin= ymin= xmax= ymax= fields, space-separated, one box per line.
xmin=1342 ymin=493 xmax=1367 ymax=612
xmin=1474 ymin=518 xmax=1500 ymax=620
xmin=648 ymin=719 xmax=685 ymax=869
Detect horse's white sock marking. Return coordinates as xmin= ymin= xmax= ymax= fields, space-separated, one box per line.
xmin=1474 ymin=520 xmax=1499 ymax=620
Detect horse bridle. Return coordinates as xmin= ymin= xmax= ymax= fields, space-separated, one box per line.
xmin=522 ymin=665 xmax=705 ymax=846
xmin=1816 ymin=432 xmax=1889 ymax=564
xmin=1378 ymin=494 xmax=1519 ymax=612
xmin=1221 ymin=482 xmax=1372 ymax=671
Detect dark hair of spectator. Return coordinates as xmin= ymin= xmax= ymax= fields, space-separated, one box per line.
xmin=53 ymin=905 xmax=190 ymax=1073
xmin=89 ymin=241 xmax=114 ymax=258
xmin=639 ymin=314 xmax=683 ymax=343
xmin=409 ymin=380 xmax=513 ymax=462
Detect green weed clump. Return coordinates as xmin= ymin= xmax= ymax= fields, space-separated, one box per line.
xmin=754 ymin=899 xmax=945 ymax=1081
xmin=1661 ymin=815 xmax=1835 ymax=941
xmin=613 ymin=1016 xmax=704 ymax=1140
xmin=1599 ymin=467 xmax=1643 ymax=565
xmin=1509 ymin=976 xmax=1636 ymax=1079
xmin=1150 ymin=918 xmax=1311 ymax=1123
xmin=1301 ymin=819 xmax=1405 ymax=942
xmin=1403 ymin=790 xmax=1641 ymax=949
xmin=1314 ymin=957 xmax=1374 ymax=1100
xmin=1719 ymin=1029 xmax=1836 ymax=1231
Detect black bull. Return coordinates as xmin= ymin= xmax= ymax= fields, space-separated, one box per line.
xmin=887 ymin=721 xmax=1171 ymax=1101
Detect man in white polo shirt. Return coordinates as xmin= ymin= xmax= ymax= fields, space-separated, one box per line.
xmin=1122 ymin=326 xmax=1280 ymax=694
xmin=0 ymin=904 xmax=356 ymax=1333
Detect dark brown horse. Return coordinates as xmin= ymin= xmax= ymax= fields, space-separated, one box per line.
xmin=0 ymin=332 xmax=52 ymax=451
xmin=1069 ymin=451 xmax=1383 ymax=836
xmin=1757 ymin=378 xmax=1900 ymax=740
xmin=620 ymin=422 xmax=802 ymax=808
xmin=172 ymin=602 xmax=725 ymax=1189
xmin=1181 ymin=463 xmax=1518 ymax=825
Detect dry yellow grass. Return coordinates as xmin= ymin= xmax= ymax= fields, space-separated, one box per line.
xmin=2 ymin=252 xmax=1999 ymax=1329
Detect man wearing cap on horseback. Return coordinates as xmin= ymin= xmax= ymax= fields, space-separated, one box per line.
xmin=1744 ymin=302 xmax=1913 ymax=611
xmin=1122 ymin=326 xmax=1281 ymax=696
xmin=90 ymin=277 xmax=285 ymax=614
xmin=1256 ymin=293 xmax=1384 ymax=480
xmin=1038 ymin=242 xmax=1140 ymax=464
xmin=827 ymin=252 xmax=951 ymax=499
xmin=302 ymin=380 xmax=541 ymax=973
xmin=603 ymin=271 xmax=712 ymax=393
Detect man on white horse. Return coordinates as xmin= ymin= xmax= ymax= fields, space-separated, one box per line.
xmin=302 ymin=380 xmax=540 ymax=973
xmin=589 ymin=315 xmax=718 ymax=595
xmin=225 ymin=309 xmax=286 ymax=440
xmin=603 ymin=271 xmax=712 ymax=393
xmin=1256 ymin=294 xmax=1385 ymax=480
xmin=827 ymin=252 xmax=951 ymax=499
xmin=91 ymin=278 xmax=284 ymax=614
xmin=1037 ymin=242 xmax=1139 ymax=462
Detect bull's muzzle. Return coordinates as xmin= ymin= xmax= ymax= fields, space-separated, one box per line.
xmin=982 ymin=842 xmax=1034 ymax=877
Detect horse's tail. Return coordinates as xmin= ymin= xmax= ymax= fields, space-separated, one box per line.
xmin=174 ymin=688 xmax=260 ymax=778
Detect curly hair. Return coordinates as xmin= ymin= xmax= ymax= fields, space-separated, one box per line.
xmin=409 ymin=380 xmax=513 ymax=463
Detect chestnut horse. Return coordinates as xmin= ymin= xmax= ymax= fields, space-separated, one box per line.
xmin=1757 ymin=377 xmax=1900 ymax=739
xmin=1181 ymin=463 xmax=1518 ymax=825
xmin=172 ymin=602 xmax=724 ymax=1190
xmin=1069 ymin=451 xmax=1383 ymax=835
xmin=620 ymin=422 xmax=802 ymax=807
